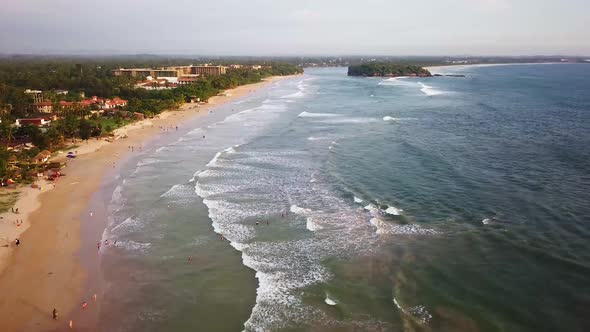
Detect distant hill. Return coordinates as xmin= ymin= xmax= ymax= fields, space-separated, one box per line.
xmin=348 ymin=63 xmax=432 ymax=77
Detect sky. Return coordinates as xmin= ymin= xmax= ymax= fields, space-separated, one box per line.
xmin=1 ymin=0 xmax=588 ymax=56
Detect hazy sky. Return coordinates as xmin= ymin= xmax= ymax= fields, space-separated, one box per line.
xmin=1 ymin=0 xmax=588 ymax=55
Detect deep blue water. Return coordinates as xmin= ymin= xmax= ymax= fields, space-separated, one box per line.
xmin=98 ymin=64 xmax=590 ymax=331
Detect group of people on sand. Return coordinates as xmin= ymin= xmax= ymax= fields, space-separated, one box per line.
xmin=52 ymin=293 xmax=99 ymax=328
xmin=128 ymin=145 xmax=142 ymax=152
xmin=97 ymin=238 xmax=117 ymax=250
xmin=158 ymin=125 xmax=178 ymax=132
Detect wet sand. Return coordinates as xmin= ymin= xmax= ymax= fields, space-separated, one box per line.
xmin=0 ymin=75 xmax=295 ymax=331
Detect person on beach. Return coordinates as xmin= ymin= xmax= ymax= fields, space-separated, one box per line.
xmin=52 ymin=308 xmax=58 ymax=320
xmin=15 ymin=238 xmax=20 ymax=246
xmin=97 ymin=242 xmax=100 ymax=250
xmin=255 ymin=221 xmax=259 ymax=226
xmin=187 ymin=256 xmax=193 ymax=263
xmin=267 ymin=220 xmax=269 ymax=226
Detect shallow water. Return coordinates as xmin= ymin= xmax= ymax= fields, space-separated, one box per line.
xmin=98 ymin=65 xmax=590 ymax=331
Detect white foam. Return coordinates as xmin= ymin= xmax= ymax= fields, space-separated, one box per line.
xmin=113 ymin=239 xmax=152 ymax=253
xmin=206 ymin=146 xmax=237 ymax=167
xmin=353 ymin=196 xmax=363 ymax=203
xmin=378 ymin=77 xmax=413 ymax=86
xmin=385 ymin=206 xmax=403 ymax=216
xmin=306 ymin=217 xmax=323 ymax=232
xmin=307 ymin=136 xmax=328 ymax=141
xmin=298 ymin=111 xmax=340 ymax=118
xmin=136 ymin=158 xmax=160 ymax=167
xmin=110 ymin=217 xmax=143 ymax=234
xmin=364 ymin=204 xmax=381 ymax=215
xmin=281 ymin=91 xmax=305 ymax=99
xmin=207 ymin=151 xmax=223 ymax=167
xmin=419 ymin=82 xmax=444 ymax=96
xmin=325 ymin=295 xmax=337 ymax=306
xmin=290 ymin=205 xmax=312 ymax=215
xmin=188 ymin=170 xmax=201 ymax=183
xmin=393 ymin=297 xmax=403 ymax=310
xmin=370 ymin=218 xmax=438 ymax=235
xmin=111 ymin=185 xmax=123 ymax=202
xmin=160 ymin=184 xmax=184 ymax=198
xmin=482 ymin=218 xmax=491 ymax=225
xmin=320 ymin=117 xmax=377 ymax=124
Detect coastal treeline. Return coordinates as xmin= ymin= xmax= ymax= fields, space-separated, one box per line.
xmin=120 ymin=65 xmax=300 ymax=116
xmin=0 ymin=59 xmax=301 ymax=118
xmin=0 ymin=57 xmax=302 ymax=182
xmin=347 ymin=63 xmax=432 ymax=77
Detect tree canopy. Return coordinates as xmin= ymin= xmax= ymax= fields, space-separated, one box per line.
xmin=347 ymin=63 xmax=432 ymax=77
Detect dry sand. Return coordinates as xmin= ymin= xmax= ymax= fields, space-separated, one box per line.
xmin=0 ymin=75 xmax=295 ymax=331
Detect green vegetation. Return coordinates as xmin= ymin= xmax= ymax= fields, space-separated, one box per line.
xmin=347 ymin=63 xmax=432 ymax=77
xmin=0 ymin=57 xmax=302 ymax=183
xmin=120 ymin=65 xmax=302 ymax=115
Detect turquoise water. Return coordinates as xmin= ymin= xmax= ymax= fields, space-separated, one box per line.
xmin=97 ymin=64 xmax=590 ymax=331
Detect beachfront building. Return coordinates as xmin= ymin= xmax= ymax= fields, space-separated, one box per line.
xmin=24 ymin=89 xmax=44 ymax=103
xmin=177 ymin=76 xmax=200 ymax=85
xmin=31 ymin=96 xmax=127 ymax=113
xmin=102 ymin=97 xmax=127 ymax=110
xmin=32 ymin=101 xmax=53 ymax=113
xmin=113 ymin=65 xmax=228 ymax=79
xmin=190 ymin=65 xmax=227 ymax=76
xmin=16 ymin=117 xmax=53 ymax=127
xmin=135 ymin=76 xmax=178 ymax=90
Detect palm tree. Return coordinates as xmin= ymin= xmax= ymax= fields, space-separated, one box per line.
xmin=0 ymin=119 xmax=14 ymax=147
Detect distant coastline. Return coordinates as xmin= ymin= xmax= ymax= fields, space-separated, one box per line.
xmin=425 ymin=61 xmax=578 ymax=73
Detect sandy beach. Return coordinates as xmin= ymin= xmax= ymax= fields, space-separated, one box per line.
xmin=0 ymin=75 xmax=294 ymax=331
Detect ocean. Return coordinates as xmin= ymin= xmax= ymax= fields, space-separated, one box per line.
xmin=95 ymin=64 xmax=590 ymax=332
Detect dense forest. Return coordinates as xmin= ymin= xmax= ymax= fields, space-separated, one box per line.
xmin=347 ymin=63 xmax=432 ymax=77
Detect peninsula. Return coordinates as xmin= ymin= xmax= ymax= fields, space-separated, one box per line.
xmin=347 ymin=63 xmax=432 ymax=77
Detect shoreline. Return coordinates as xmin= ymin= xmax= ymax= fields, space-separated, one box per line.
xmin=425 ymin=61 xmax=572 ymax=73
xmin=0 ymin=74 xmax=297 ymax=331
